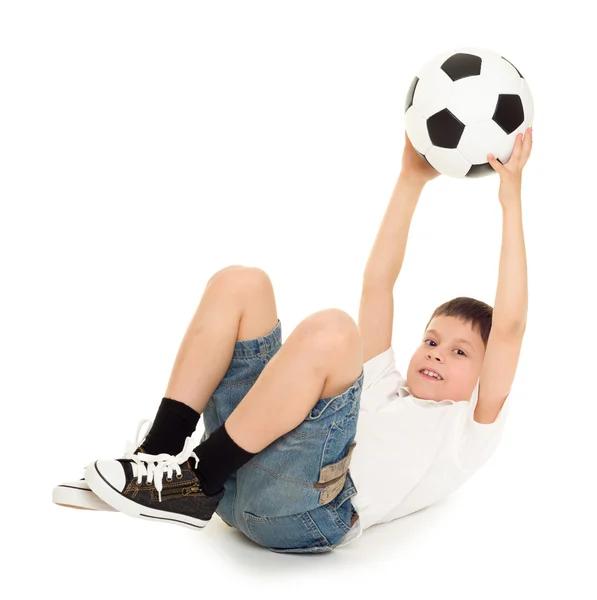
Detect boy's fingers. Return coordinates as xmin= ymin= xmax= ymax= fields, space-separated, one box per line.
xmin=510 ymin=132 xmax=523 ymax=161
xmin=487 ymin=153 xmax=502 ymax=172
xmin=523 ymin=127 xmax=533 ymax=157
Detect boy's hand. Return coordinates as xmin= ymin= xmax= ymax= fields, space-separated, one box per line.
xmin=487 ymin=127 xmax=533 ymax=205
xmin=401 ymin=131 xmax=441 ymax=185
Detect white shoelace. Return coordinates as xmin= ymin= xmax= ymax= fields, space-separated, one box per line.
xmin=122 ymin=419 xmax=200 ymax=502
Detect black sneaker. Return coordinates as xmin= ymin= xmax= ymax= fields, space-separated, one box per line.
xmin=84 ymin=434 xmax=224 ymax=530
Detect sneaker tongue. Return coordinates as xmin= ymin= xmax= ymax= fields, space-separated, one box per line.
xmin=122 ymin=457 xmax=150 ymax=479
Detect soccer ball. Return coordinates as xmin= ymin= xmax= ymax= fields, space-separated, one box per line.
xmin=404 ymin=47 xmax=534 ymax=178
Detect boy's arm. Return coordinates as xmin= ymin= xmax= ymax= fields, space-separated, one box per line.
xmin=359 ymin=175 xmax=423 ymax=363
xmin=476 ymin=129 xmax=532 ymax=424
xmin=359 ymin=133 xmax=440 ymax=363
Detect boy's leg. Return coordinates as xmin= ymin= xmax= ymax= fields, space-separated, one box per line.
xmin=164 ymin=264 xmax=279 ymax=413
xmin=225 ymin=308 xmax=363 ymax=452
xmin=137 ymin=264 xmax=279 ymax=455
xmin=85 ymin=307 xmax=363 ymax=530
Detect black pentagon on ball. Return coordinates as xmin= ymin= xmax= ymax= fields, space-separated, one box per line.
xmin=493 ymin=94 xmax=524 ymax=134
xmin=501 ymin=56 xmax=523 ymax=78
xmin=441 ymin=53 xmax=482 ymax=82
xmin=427 ymin=109 xmax=465 ymax=148
xmin=405 ymin=76 xmax=419 ymax=112
xmin=465 ymin=162 xmax=498 ymax=178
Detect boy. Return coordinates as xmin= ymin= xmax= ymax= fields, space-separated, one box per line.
xmin=53 ymin=127 xmax=532 ymax=553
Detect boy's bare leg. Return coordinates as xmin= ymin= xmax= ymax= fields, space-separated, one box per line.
xmin=225 ymin=308 xmax=363 ymax=454
xmin=163 ymin=265 xmax=279 ymax=414
xmin=164 ymin=263 xmax=363 ymax=453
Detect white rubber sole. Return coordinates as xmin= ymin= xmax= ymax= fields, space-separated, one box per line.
xmin=52 ymin=481 xmax=116 ymax=512
xmin=85 ymin=461 xmax=210 ymax=531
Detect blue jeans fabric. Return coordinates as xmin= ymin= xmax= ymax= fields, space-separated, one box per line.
xmin=200 ymin=319 xmax=363 ymax=554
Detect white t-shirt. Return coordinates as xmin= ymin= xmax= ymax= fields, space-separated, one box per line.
xmin=337 ymin=345 xmax=510 ymax=548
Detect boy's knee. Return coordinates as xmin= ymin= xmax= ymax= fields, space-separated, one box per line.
xmin=208 ymin=265 xmax=272 ymax=293
xmin=306 ymin=309 xmax=361 ymax=346
xmin=208 ymin=264 xmax=247 ymax=282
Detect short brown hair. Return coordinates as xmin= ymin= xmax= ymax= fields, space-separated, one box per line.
xmin=425 ymin=297 xmax=493 ymax=348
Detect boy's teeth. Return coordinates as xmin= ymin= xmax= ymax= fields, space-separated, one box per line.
xmin=422 ymin=369 xmax=442 ymax=379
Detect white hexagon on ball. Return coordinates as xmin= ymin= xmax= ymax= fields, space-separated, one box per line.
xmin=412 ymin=66 xmax=453 ymax=120
xmin=425 ymin=146 xmax=471 ymax=178
xmin=458 ymin=120 xmax=510 ymax=165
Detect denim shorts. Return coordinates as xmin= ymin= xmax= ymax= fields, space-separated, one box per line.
xmin=199 ymin=319 xmax=363 ymax=554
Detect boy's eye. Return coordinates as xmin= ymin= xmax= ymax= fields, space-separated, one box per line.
xmin=424 ymin=339 xmax=466 ymax=357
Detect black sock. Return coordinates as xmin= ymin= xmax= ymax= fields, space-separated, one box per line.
xmin=192 ymin=422 xmax=257 ymax=496
xmin=140 ymin=397 xmax=201 ymax=456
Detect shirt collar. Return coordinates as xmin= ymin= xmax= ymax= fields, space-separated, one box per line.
xmin=399 ymin=382 xmax=477 ymax=405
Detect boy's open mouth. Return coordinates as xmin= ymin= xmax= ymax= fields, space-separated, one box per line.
xmin=419 ymin=369 xmax=443 ymax=381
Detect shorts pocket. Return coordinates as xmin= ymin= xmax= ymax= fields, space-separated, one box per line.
xmin=243 ymin=510 xmax=330 ymax=553
xmin=315 ymin=439 xmax=357 ymax=505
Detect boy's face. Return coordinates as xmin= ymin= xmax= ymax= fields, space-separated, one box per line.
xmin=406 ymin=315 xmax=486 ymax=402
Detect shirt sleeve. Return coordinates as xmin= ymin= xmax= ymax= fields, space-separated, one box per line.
xmin=362 ymin=346 xmax=400 ymax=392
xmin=454 ymin=382 xmax=511 ymax=474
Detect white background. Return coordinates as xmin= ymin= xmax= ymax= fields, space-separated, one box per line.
xmin=2 ymin=1 xmax=595 ymax=598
